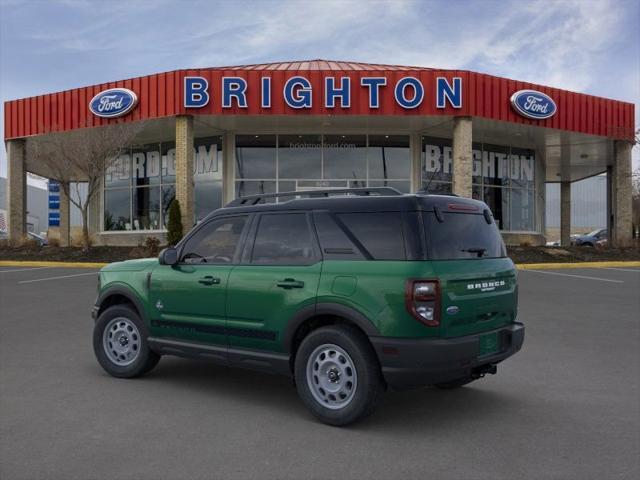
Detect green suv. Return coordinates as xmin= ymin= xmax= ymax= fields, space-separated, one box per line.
xmin=92 ymin=188 xmax=524 ymax=425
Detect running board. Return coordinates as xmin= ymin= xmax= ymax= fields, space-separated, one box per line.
xmin=147 ymin=337 xmax=291 ymax=376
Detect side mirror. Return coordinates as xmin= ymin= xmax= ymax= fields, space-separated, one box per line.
xmin=159 ymin=247 xmax=178 ymax=266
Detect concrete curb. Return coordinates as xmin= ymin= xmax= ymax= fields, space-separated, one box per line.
xmin=1 ymin=260 xmax=639 ymax=270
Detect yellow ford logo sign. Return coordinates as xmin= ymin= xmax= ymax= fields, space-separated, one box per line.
xmin=467 ymin=280 xmax=506 ymax=292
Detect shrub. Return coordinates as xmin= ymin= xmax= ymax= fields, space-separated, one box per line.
xmin=144 ymin=236 xmax=161 ymax=257
xmin=128 ymin=246 xmax=147 ymax=259
xmin=166 ymin=199 xmax=183 ymax=246
xmin=48 ymin=237 xmax=61 ymax=248
xmin=19 ymin=237 xmax=40 ymax=250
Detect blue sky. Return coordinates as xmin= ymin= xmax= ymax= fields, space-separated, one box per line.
xmin=1 ymin=0 xmax=638 ymax=179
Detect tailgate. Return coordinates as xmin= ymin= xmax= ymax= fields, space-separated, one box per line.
xmin=431 ymin=258 xmax=517 ymax=337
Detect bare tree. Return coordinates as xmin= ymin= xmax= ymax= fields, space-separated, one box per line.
xmin=27 ymin=121 xmax=144 ymax=250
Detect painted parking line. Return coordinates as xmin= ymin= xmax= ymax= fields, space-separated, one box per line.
xmin=17 ymin=271 xmax=98 ymax=284
xmin=599 ymin=267 xmax=640 ymax=273
xmin=0 ymin=266 xmax=56 ymax=274
xmin=523 ymin=269 xmax=624 ymax=283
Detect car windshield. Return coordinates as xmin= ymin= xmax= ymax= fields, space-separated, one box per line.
xmin=423 ymin=211 xmax=506 ymax=260
xmin=586 ymin=229 xmax=603 ymax=237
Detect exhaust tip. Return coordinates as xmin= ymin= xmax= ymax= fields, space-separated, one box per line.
xmin=472 ymin=364 xmax=498 ymax=379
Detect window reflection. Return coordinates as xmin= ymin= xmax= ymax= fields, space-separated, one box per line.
xmin=278 ymin=135 xmax=322 ymax=179
xmin=235 ymin=135 xmax=276 ymax=179
xmin=323 ymin=135 xmax=367 ymax=179
xmin=233 ymin=134 xmax=411 ymax=200
xmin=368 ymin=135 xmax=410 ymax=180
xmin=104 ymin=136 xmax=223 ymax=231
xmin=422 ymin=136 xmax=537 ymax=232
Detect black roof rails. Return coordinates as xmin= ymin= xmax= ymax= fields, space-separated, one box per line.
xmin=226 ymin=187 xmax=403 ymax=207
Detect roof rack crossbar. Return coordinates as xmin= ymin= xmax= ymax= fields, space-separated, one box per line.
xmin=226 ymin=187 xmax=402 ymax=207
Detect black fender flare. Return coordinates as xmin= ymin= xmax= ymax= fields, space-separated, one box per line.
xmin=95 ymin=285 xmax=148 ymax=323
xmin=282 ymin=302 xmax=380 ymax=353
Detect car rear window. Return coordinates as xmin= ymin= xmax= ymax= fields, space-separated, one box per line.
xmin=423 ymin=212 xmax=506 ymax=260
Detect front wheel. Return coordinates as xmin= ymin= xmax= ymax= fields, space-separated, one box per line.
xmin=93 ymin=304 xmax=160 ymax=378
xmin=294 ymin=325 xmax=383 ymax=426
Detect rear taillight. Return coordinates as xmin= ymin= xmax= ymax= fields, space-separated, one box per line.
xmin=405 ymin=279 xmax=440 ymax=327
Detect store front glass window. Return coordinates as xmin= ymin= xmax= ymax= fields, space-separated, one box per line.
xmin=422 ymin=136 xmax=537 ymax=232
xmin=234 ymin=134 xmax=411 ymax=202
xmin=104 ymin=136 xmax=223 ymax=231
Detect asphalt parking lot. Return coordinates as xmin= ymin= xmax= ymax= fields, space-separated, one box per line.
xmin=1 ymin=265 xmax=639 ymax=480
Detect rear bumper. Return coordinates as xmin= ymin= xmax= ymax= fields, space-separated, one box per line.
xmin=370 ymin=323 xmax=525 ymax=390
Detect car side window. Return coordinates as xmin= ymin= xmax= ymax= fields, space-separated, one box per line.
xmin=251 ymin=213 xmax=316 ymax=265
xmin=336 ymin=212 xmax=406 ymax=260
xmin=180 ymin=216 xmax=247 ymax=264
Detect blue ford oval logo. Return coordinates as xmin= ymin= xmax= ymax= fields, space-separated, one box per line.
xmin=446 ymin=306 xmax=459 ymax=315
xmin=510 ymin=89 xmax=556 ymax=120
xmin=89 ymin=88 xmax=138 ymax=118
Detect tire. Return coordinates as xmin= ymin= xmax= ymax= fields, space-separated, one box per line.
xmin=434 ymin=376 xmax=475 ymax=390
xmin=93 ymin=304 xmax=160 ymax=378
xmin=294 ymin=325 xmax=384 ymax=426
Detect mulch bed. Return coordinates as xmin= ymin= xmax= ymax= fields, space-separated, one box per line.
xmin=507 ymin=245 xmax=640 ymax=264
xmin=1 ymin=244 xmax=639 ymax=264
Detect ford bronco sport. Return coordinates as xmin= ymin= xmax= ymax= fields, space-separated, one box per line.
xmin=92 ymin=188 xmax=524 ymax=426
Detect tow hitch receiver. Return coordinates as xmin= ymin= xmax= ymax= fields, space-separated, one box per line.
xmin=472 ymin=364 xmax=498 ymax=379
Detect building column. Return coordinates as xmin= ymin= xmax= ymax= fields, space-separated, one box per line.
xmin=606 ymin=165 xmax=613 ymax=243
xmin=175 ymin=115 xmax=194 ymax=235
xmin=452 ymin=117 xmax=473 ymax=197
xmin=611 ymin=141 xmax=633 ymax=247
xmin=560 ymin=181 xmax=571 ymax=246
xmin=222 ymin=133 xmax=235 ymax=205
xmin=6 ymin=139 xmax=27 ymax=244
xmin=410 ymin=133 xmax=422 ymax=193
xmin=59 ymin=182 xmax=70 ymax=247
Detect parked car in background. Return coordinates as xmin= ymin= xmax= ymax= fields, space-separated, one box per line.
xmin=571 ymin=228 xmax=607 ymax=247
xmin=0 ymin=230 xmax=48 ymax=245
xmin=27 ymin=231 xmax=48 ymax=246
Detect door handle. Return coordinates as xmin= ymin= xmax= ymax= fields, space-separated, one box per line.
xmin=276 ymin=278 xmax=305 ymax=289
xmin=198 ymin=276 xmax=220 ymax=286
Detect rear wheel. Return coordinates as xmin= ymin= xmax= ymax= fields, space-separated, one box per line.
xmin=93 ymin=304 xmax=160 ymax=378
xmin=294 ymin=325 xmax=383 ymax=426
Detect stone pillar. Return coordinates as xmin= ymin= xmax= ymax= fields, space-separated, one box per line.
xmin=611 ymin=141 xmax=633 ymax=247
xmin=175 ymin=115 xmax=194 ymax=234
xmin=452 ymin=117 xmax=473 ymax=197
xmin=6 ymin=139 xmax=27 ymax=244
xmin=606 ymin=165 xmax=613 ymax=242
xmin=410 ymin=133 xmax=422 ymax=192
xmin=560 ymin=181 xmax=571 ymax=246
xmin=222 ymin=133 xmax=236 ymax=205
xmin=59 ymin=182 xmax=70 ymax=247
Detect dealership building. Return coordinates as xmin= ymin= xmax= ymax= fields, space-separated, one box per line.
xmin=3 ymin=60 xmax=635 ymax=246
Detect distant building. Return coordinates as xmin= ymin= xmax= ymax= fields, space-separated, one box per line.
xmin=0 ymin=177 xmax=48 ymax=234
xmin=0 ymin=177 xmax=85 ymax=236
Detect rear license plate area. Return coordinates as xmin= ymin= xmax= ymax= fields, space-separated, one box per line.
xmin=479 ymin=331 xmax=499 ymax=356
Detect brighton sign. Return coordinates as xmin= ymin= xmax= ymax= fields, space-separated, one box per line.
xmin=183 ymin=75 xmax=463 ymax=110
xmin=89 ymin=88 xmax=138 ymax=118
xmin=510 ymin=89 xmax=557 ymax=120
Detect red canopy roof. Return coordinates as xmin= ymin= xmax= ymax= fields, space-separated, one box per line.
xmin=4 ymin=59 xmax=635 ymax=141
